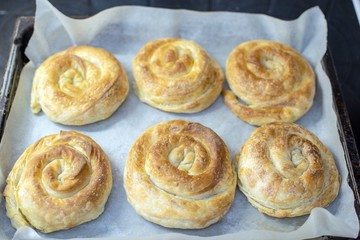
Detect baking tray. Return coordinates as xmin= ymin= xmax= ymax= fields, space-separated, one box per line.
xmin=1 ymin=16 xmax=359 ymax=240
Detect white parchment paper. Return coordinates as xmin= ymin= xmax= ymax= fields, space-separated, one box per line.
xmin=0 ymin=0 xmax=359 ymax=239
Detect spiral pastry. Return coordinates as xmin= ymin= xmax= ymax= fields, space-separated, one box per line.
xmin=132 ymin=38 xmax=224 ymax=113
xmin=31 ymin=45 xmax=129 ymax=125
xmin=3 ymin=131 xmax=112 ymax=233
xmin=124 ymin=120 xmax=236 ymax=228
xmin=235 ymin=122 xmax=340 ymax=218
xmin=223 ymin=40 xmax=315 ymax=126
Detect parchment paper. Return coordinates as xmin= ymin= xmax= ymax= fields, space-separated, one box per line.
xmin=0 ymin=0 xmax=359 ymax=239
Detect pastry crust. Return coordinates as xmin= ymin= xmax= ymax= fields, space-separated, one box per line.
xmin=124 ymin=120 xmax=236 ymax=228
xmin=234 ymin=122 xmax=340 ymax=218
xmin=3 ymin=131 xmax=112 ymax=233
xmin=31 ymin=45 xmax=129 ymax=125
xmin=132 ymin=38 xmax=224 ymax=113
xmin=223 ymin=40 xmax=315 ymax=126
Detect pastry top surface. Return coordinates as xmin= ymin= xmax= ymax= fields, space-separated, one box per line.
xmin=235 ymin=122 xmax=340 ymax=217
xmin=3 ymin=130 xmax=113 ymax=233
xmin=31 ymin=45 xmax=129 ymax=125
xmin=223 ymin=40 xmax=315 ymax=126
xmin=124 ymin=119 xmax=236 ymax=229
xmin=133 ymin=38 xmax=224 ymax=113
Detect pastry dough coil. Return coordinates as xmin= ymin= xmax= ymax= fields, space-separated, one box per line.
xmin=124 ymin=120 xmax=236 ymax=229
xmin=132 ymin=38 xmax=224 ymax=113
xmin=3 ymin=131 xmax=112 ymax=233
xmin=31 ymin=45 xmax=129 ymax=125
xmin=223 ymin=40 xmax=315 ymax=126
xmin=235 ymin=122 xmax=340 ymax=217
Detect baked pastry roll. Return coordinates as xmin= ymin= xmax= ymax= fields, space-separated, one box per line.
xmin=3 ymin=131 xmax=112 ymax=233
xmin=124 ymin=120 xmax=236 ymax=228
xmin=235 ymin=122 xmax=340 ymax=218
xmin=132 ymin=38 xmax=224 ymax=113
xmin=223 ymin=40 xmax=315 ymax=126
xmin=31 ymin=45 xmax=129 ymax=125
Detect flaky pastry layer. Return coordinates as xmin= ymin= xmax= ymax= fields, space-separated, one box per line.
xmin=234 ymin=122 xmax=340 ymax=217
xmin=132 ymin=38 xmax=224 ymax=113
xmin=223 ymin=40 xmax=315 ymax=126
xmin=31 ymin=45 xmax=129 ymax=125
xmin=3 ymin=131 xmax=112 ymax=233
xmin=124 ymin=120 xmax=236 ymax=229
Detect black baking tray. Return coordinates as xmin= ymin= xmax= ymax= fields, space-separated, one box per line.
xmin=1 ymin=16 xmax=360 ymax=240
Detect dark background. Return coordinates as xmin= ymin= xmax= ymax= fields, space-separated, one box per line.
xmin=1 ymin=0 xmax=360 ymax=152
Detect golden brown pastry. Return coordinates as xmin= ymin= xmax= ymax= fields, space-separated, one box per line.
xmin=234 ymin=122 xmax=340 ymax=218
xmin=31 ymin=45 xmax=129 ymax=125
xmin=3 ymin=131 xmax=112 ymax=233
xmin=124 ymin=120 xmax=236 ymax=228
xmin=223 ymin=40 xmax=315 ymax=126
xmin=132 ymin=38 xmax=224 ymax=113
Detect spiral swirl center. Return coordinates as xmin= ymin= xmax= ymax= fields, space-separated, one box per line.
xmin=167 ymin=140 xmax=209 ymax=175
xmin=145 ymin=134 xmax=216 ymax=197
xmin=40 ymin=146 xmax=91 ymax=198
xmin=150 ymin=44 xmax=195 ymax=78
xmin=57 ymin=55 xmax=99 ymax=96
xmin=168 ymin=144 xmax=195 ymax=172
xmin=269 ymin=134 xmax=322 ymax=179
xmin=246 ymin=48 xmax=290 ymax=79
